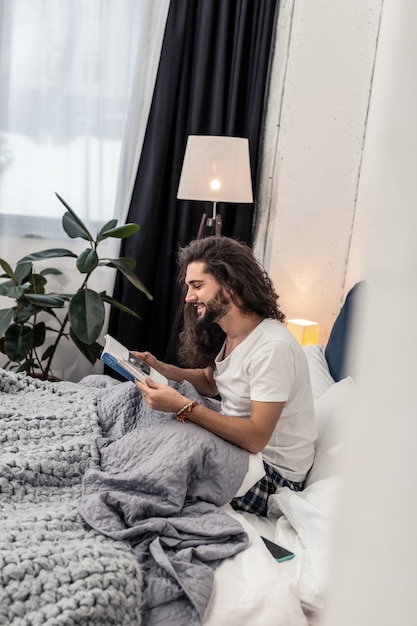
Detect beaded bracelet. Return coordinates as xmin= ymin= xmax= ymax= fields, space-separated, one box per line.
xmin=176 ymin=400 xmax=198 ymax=422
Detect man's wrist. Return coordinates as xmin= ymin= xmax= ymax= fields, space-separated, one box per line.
xmin=176 ymin=400 xmax=199 ymax=422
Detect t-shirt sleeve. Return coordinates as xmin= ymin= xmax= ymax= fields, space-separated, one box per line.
xmin=247 ymin=339 xmax=298 ymax=402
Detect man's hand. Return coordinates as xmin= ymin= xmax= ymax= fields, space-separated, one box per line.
xmin=135 ymin=378 xmax=191 ymax=414
xmin=132 ymin=350 xmax=161 ymax=372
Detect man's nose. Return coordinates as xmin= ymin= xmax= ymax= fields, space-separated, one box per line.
xmin=185 ymin=285 xmax=198 ymax=302
xmin=185 ymin=287 xmax=195 ymax=302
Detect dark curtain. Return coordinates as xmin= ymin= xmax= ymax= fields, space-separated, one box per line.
xmin=109 ymin=0 xmax=279 ymax=364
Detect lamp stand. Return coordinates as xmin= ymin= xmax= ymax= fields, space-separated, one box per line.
xmin=196 ymin=202 xmax=222 ymax=239
xmin=166 ymin=202 xmax=221 ymax=359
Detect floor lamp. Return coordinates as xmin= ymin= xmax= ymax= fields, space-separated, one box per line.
xmin=177 ymin=135 xmax=253 ymax=238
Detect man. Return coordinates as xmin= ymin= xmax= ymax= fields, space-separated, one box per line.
xmin=135 ymin=236 xmax=315 ymax=516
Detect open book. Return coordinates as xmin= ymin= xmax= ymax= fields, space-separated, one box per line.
xmin=101 ymin=334 xmax=168 ymax=384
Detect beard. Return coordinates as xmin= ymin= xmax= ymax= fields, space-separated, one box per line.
xmin=195 ymin=288 xmax=231 ymax=329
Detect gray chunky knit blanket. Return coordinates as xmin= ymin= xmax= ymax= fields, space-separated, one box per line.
xmin=0 ymin=369 xmax=143 ymax=626
xmin=0 ymin=369 xmax=249 ymax=626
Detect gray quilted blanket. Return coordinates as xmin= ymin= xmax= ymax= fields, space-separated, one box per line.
xmin=0 ymin=369 xmax=249 ymax=626
xmin=78 ymin=376 xmax=249 ymax=625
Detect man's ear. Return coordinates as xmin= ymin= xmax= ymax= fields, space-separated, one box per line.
xmin=227 ymin=287 xmax=242 ymax=307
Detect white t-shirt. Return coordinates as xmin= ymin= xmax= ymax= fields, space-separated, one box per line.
xmin=214 ymin=318 xmax=316 ymax=482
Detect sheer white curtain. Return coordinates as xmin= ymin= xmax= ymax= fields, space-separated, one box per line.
xmin=114 ymin=1 xmax=170 ymax=225
xmin=0 ymin=0 xmax=169 ymax=235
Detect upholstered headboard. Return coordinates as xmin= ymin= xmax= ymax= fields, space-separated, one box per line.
xmin=324 ymin=281 xmax=367 ymax=382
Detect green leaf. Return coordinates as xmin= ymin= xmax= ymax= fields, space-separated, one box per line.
xmin=0 ymin=309 xmax=15 ymax=336
xmin=17 ymin=358 xmax=36 ymax=373
xmin=69 ymin=288 xmax=105 ymax=344
xmin=14 ymin=261 xmax=33 ymax=285
xmin=100 ymin=294 xmax=141 ymax=319
xmin=25 ymin=293 xmax=66 ymax=307
xmin=55 ymin=192 xmax=93 ymax=242
xmin=97 ymin=219 xmax=118 ymax=239
xmin=33 ymin=322 xmax=46 ymax=347
xmin=70 ymin=328 xmax=102 ymax=364
xmin=40 ymin=268 xmax=63 ymax=276
xmin=41 ymin=344 xmax=56 ymax=361
xmin=19 ymin=249 xmax=77 ymax=263
xmin=76 ymin=248 xmax=99 ymax=273
xmin=97 ymin=223 xmax=139 ymax=241
xmin=15 ymin=303 xmax=42 ymax=324
xmin=62 ymin=212 xmax=92 ymax=241
xmin=101 ymin=256 xmax=136 ymax=270
xmin=29 ymin=273 xmax=47 ymax=293
xmin=44 ymin=311 xmax=62 ymax=325
xmin=4 ymin=324 xmax=33 ymax=361
xmin=0 ymin=282 xmax=27 ymax=299
xmin=105 ymin=259 xmax=153 ymax=300
xmin=54 ymin=293 xmax=72 ymax=302
xmin=0 ymin=259 xmax=15 ymax=279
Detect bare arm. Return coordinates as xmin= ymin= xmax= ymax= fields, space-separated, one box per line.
xmin=186 ymin=399 xmax=285 ymax=453
xmin=133 ymin=351 xmax=217 ymax=397
xmin=135 ymin=376 xmax=284 ymax=454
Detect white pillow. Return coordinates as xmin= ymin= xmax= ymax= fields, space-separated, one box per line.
xmin=265 ymin=377 xmax=355 ymax=608
xmin=306 ymin=376 xmax=355 ymax=486
xmin=268 ymin=475 xmax=342 ymax=604
xmin=303 ymin=344 xmax=335 ymax=401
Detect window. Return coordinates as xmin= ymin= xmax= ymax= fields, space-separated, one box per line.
xmin=0 ymin=0 xmax=166 ymax=238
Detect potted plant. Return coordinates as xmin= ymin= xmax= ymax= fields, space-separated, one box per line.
xmin=0 ymin=193 xmax=151 ymax=380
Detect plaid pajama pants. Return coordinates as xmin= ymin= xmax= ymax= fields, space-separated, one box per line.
xmin=231 ymin=461 xmax=304 ymax=517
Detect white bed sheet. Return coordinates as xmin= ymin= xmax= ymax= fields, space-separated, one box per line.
xmin=203 ymin=506 xmax=309 ymax=626
xmin=205 ymin=481 xmax=334 ymax=625
xmin=233 ymin=505 xmax=326 ymax=624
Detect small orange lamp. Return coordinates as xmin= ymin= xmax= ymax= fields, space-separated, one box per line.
xmin=286 ymin=319 xmax=320 ymax=346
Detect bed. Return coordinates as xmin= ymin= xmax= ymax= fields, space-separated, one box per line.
xmin=0 ymin=282 xmax=364 ymax=626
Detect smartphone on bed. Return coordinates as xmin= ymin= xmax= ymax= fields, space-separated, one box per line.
xmin=260 ymin=536 xmax=295 ymax=563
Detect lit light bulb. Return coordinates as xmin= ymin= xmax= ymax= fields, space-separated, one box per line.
xmin=209 ymin=178 xmax=221 ymax=191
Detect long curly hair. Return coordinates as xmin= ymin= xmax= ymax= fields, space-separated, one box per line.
xmin=176 ymin=236 xmax=285 ymax=368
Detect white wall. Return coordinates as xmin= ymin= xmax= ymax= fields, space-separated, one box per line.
xmin=256 ymin=0 xmax=383 ymax=344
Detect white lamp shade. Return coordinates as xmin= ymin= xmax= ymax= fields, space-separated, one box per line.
xmin=177 ymin=135 xmax=253 ymax=203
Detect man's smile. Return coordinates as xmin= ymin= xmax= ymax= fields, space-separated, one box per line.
xmin=195 ymin=303 xmax=206 ymax=316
